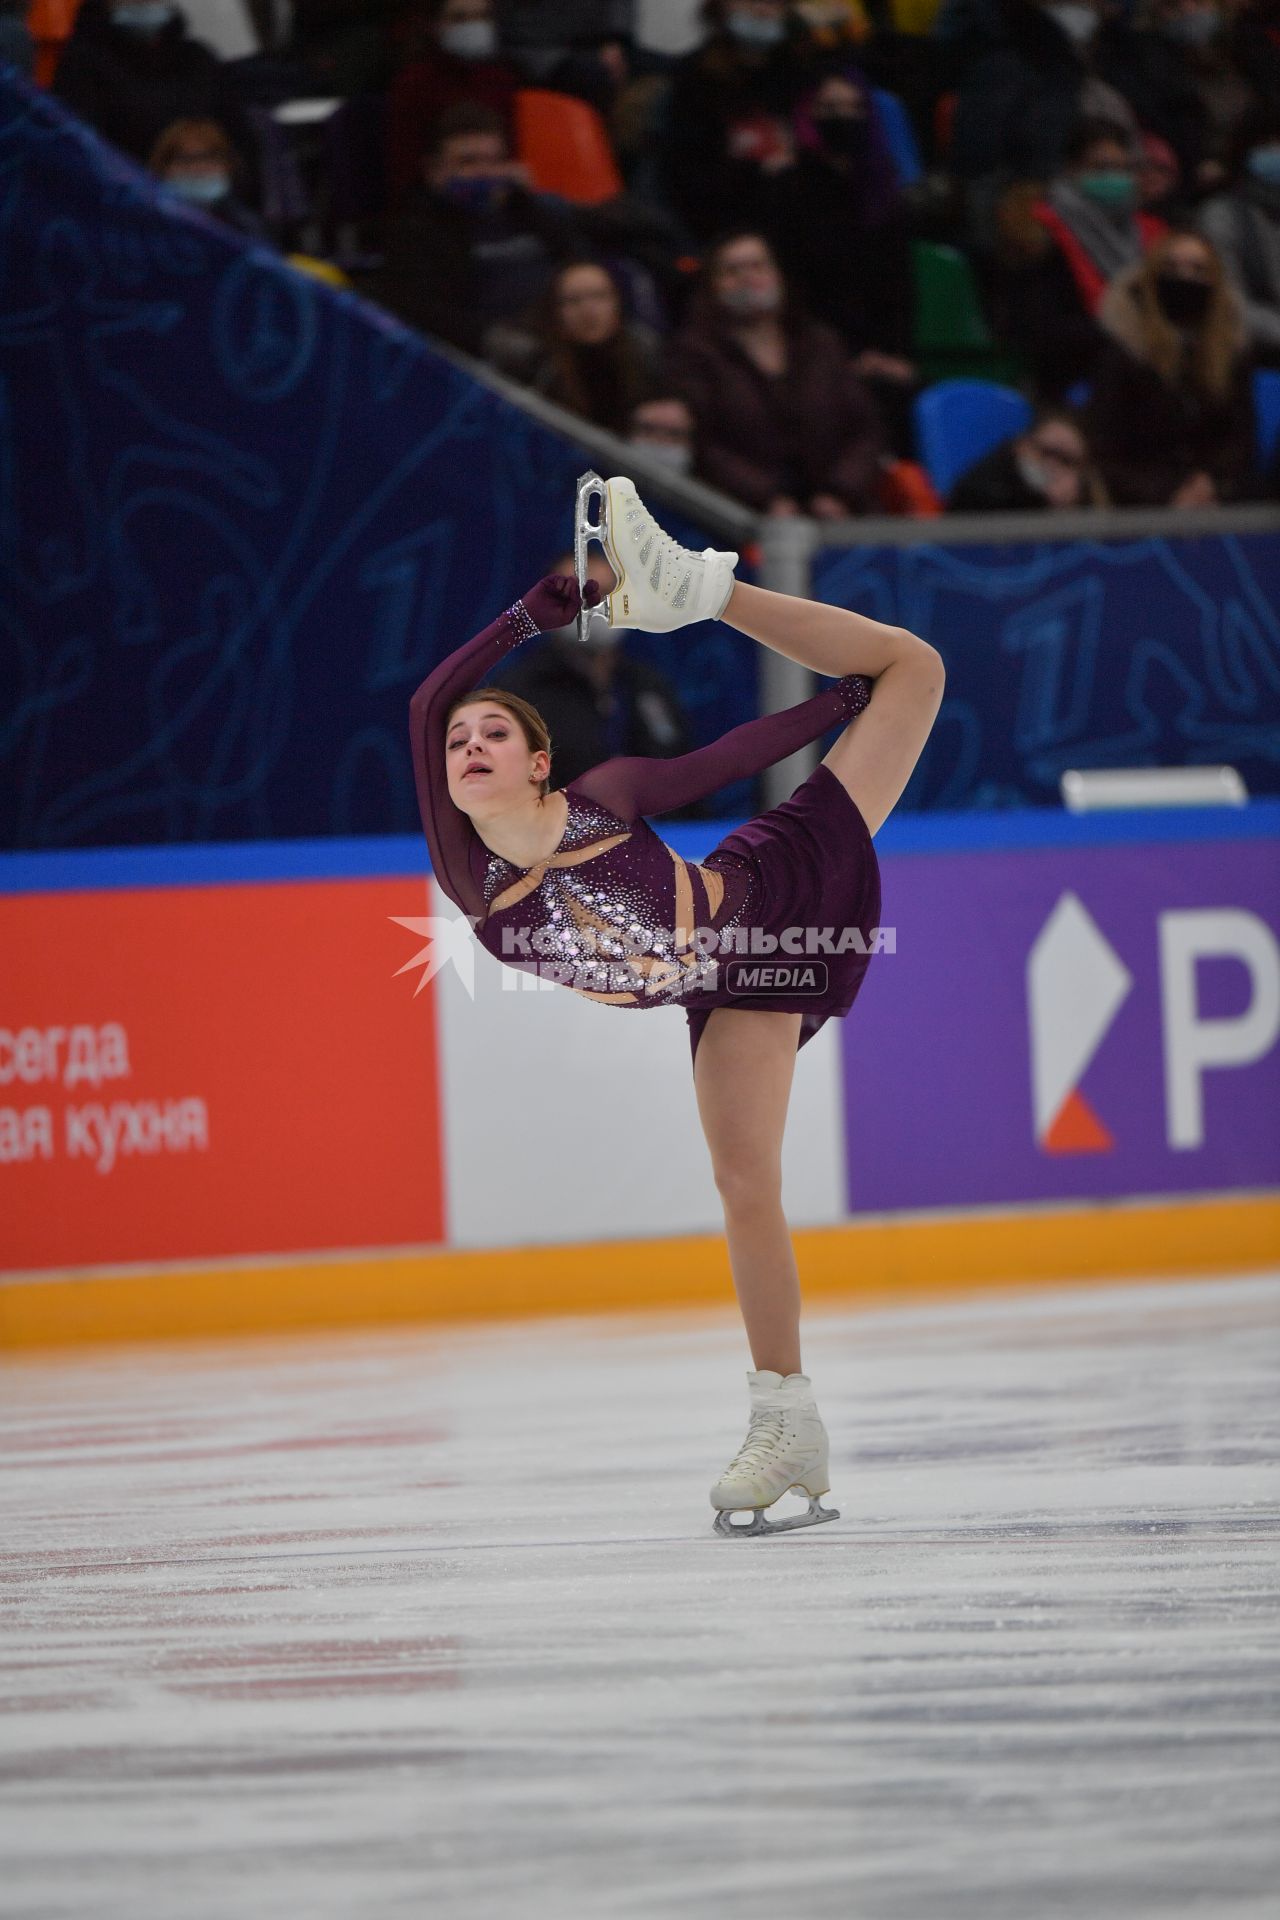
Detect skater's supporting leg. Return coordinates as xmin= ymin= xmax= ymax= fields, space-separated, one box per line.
xmin=693 ymin=1006 xmax=804 ymax=1377
xmin=720 ymin=582 xmax=945 ymax=838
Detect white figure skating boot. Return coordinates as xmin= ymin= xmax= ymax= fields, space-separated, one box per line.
xmin=710 ymin=1369 xmax=840 ymax=1538
xmin=574 ymin=469 xmax=737 ymax=636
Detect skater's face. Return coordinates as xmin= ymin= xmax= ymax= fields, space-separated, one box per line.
xmin=445 ymin=702 xmax=549 ymax=814
xmin=554 ymin=265 xmax=622 ymax=345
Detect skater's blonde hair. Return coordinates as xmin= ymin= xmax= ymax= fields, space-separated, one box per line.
xmin=444 ymin=689 xmax=553 ymax=798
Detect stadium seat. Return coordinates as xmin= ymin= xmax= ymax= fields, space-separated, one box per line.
xmin=513 ymin=88 xmax=623 ymax=205
xmin=1254 ymin=368 xmax=1280 ymax=471
xmin=912 ymin=241 xmax=1023 ymax=383
xmin=29 ymin=0 xmax=81 ymax=86
xmin=871 ymin=87 xmax=923 ymax=190
xmin=914 ymin=379 xmax=1033 ymax=498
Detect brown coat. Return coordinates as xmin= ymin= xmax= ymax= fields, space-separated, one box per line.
xmin=667 ymin=305 xmax=885 ymax=513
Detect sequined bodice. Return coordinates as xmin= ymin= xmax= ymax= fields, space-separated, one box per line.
xmin=476 ymin=789 xmax=754 ymax=1006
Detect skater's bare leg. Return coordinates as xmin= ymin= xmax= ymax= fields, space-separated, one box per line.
xmin=693 ymin=1006 xmax=804 ymax=1377
xmin=720 ymin=581 xmax=945 ymax=837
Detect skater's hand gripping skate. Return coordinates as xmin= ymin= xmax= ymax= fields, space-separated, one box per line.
xmin=518 ymin=572 xmax=603 ymax=635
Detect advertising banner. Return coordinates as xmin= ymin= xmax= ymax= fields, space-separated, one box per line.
xmin=843 ymin=834 xmax=1280 ymax=1211
xmin=0 ymin=875 xmax=446 ymax=1270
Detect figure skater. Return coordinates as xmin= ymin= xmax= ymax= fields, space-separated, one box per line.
xmin=408 ymin=477 xmax=944 ymax=1536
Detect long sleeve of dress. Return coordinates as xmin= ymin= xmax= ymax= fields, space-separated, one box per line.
xmin=573 ymin=672 xmax=872 ymax=823
xmin=408 ymin=601 xmax=539 ymax=916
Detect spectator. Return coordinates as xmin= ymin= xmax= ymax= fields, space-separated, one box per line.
xmin=766 ymin=68 xmax=919 ymax=453
xmin=668 ymin=229 xmax=885 ymax=515
xmin=372 ymin=102 xmax=583 ymax=362
xmin=386 ymin=0 xmax=520 ymax=208
xmin=1199 ymin=116 xmax=1280 ymax=365
xmin=494 ymin=1 xmax=635 ymax=115
xmin=527 ymin=261 xmax=665 ymax=432
xmin=951 ymin=0 xmax=1142 ymax=236
xmin=626 ymin=393 xmax=698 ymax=476
xmin=53 ymin=0 xmax=250 ymax=167
xmin=492 ymin=548 xmax=703 ymax=807
xmin=1084 ymin=228 xmax=1259 ymax=503
xmin=149 ymin=117 xmax=266 ymax=236
xmin=663 ymin=0 xmax=811 ymax=240
xmin=1130 ymin=0 xmax=1257 ymax=195
xmin=948 ymin=406 xmax=1107 ymax=507
xmin=1000 ymin=119 xmax=1167 ymax=397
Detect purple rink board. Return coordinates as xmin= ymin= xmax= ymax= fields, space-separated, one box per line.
xmin=842 ymin=832 xmax=1280 ymax=1213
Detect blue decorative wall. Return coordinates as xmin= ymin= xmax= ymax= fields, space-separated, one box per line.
xmin=814 ymin=536 xmax=1280 ymax=810
xmin=0 ymin=70 xmax=757 ymax=850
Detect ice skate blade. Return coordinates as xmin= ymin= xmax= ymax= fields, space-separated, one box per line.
xmin=574 ymin=469 xmax=610 ymax=644
xmin=712 ymin=1494 xmax=840 ymax=1538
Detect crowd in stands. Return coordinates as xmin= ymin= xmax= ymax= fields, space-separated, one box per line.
xmin=26 ymin=0 xmax=1280 ymax=515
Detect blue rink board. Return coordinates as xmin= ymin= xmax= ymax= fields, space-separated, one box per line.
xmin=3 ymin=803 xmax=1278 ymax=895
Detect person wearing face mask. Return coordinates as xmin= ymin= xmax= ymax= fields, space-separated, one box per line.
xmin=626 ymin=394 xmax=699 ymax=477
xmin=148 ymin=116 xmax=266 ymax=235
xmin=1199 ymin=114 xmax=1280 ymax=361
xmin=1000 ymin=119 xmax=1167 ymax=396
xmin=386 ymin=0 xmax=519 ymax=208
xmin=53 ymin=0 xmax=251 ymax=169
xmin=668 ymin=230 xmax=885 ymax=515
xmin=527 ymin=261 xmax=665 ymax=433
xmin=490 ymin=548 xmax=702 ymax=806
xmin=948 ymin=406 xmax=1108 ymax=507
xmin=373 ymin=102 xmax=585 ymax=361
xmin=765 ymin=70 xmax=919 ymax=456
xmin=663 ymin=0 xmax=808 ymax=240
xmin=952 ymin=0 xmax=1145 ymax=243
xmin=1083 ymin=228 xmax=1261 ymax=502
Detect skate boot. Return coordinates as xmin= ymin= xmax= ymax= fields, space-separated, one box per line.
xmin=710 ymin=1369 xmax=840 ymax=1538
xmin=575 ymin=469 xmax=737 ymax=635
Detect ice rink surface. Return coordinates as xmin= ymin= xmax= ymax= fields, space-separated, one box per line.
xmin=2 ymin=1273 xmax=1278 ymax=1920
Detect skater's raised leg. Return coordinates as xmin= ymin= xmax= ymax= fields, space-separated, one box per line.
xmin=719 ymin=582 xmax=945 ymax=837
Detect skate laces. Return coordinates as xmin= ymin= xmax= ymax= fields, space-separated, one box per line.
xmin=720 ymin=1406 xmax=790 ymax=1479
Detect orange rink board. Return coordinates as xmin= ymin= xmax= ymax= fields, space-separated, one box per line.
xmin=0 ymin=876 xmax=445 ymax=1270
xmin=2 ymin=1193 xmax=1277 ymax=1350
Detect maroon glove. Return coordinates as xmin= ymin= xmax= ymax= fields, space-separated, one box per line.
xmin=517 ymin=572 xmax=604 ymax=634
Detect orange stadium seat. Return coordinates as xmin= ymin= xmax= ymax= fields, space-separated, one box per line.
xmin=513 ymin=88 xmax=623 ymax=205
xmin=29 ymin=0 xmax=81 ymax=87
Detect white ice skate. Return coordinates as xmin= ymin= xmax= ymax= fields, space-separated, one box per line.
xmin=574 ymin=469 xmax=737 ymax=637
xmin=710 ymin=1370 xmax=840 ymax=1539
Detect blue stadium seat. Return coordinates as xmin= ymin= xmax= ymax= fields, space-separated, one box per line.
xmin=914 ymin=380 xmax=1034 ymax=498
xmin=871 ymin=87 xmax=924 ymax=189
xmin=1254 ymin=368 xmax=1280 ymax=471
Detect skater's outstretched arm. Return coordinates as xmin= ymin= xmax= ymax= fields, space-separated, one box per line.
xmin=574 ymin=673 xmax=872 ymax=822
xmin=408 ymin=574 xmax=597 ymax=911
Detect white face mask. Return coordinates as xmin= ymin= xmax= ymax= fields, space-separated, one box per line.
xmin=1044 ymin=2 xmax=1098 ymax=44
xmin=438 ymin=18 xmax=499 ymax=60
xmin=725 ymin=9 xmax=787 ymax=47
xmin=719 ymin=281 xmax=782 ymax=317
xmin=1015 ymin=450 xmax=1052 ymax=498
xmin=628 ymin=438 xmax=693 ymax=475
xmin=112 ymin=1 xmax=175 ymax=31
xmin=169 ymin=172 xmax=231 ymax=204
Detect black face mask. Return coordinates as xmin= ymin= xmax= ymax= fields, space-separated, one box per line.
xmin=816 ymin=117 xmax=870 ymax=158
xmin=1155 ymin=273 xmax=1211 ymax=326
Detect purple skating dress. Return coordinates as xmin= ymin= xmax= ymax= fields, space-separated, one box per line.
xmin=409 ymin=598 xmax=881 ymax=1069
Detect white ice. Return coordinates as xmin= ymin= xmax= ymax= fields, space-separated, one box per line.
xmin=2 ymin=1274 xmax=1278 ymax=1920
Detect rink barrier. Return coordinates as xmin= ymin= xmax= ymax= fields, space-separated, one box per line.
xmin=1 ymin=1191 xmax=1277 ymax=1349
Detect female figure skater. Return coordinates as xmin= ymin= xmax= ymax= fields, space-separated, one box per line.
xmin=409 ymin=478 xmax=944 ymax=1536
